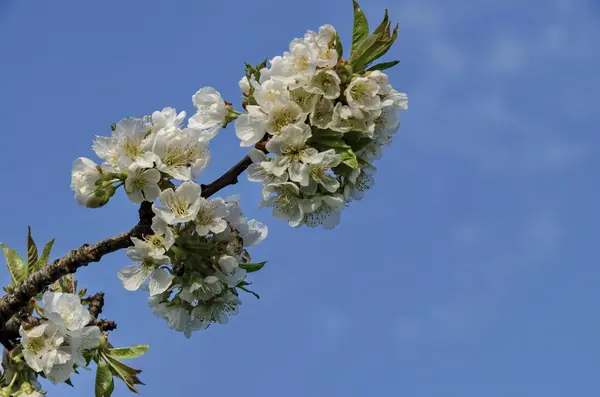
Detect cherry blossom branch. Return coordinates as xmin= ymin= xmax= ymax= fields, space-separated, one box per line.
xmin=200 ymin=155 xmax=253 ymax=198
xmin=0 ymin=153 xmax=256 ymax=347
xmin=0 ymin=203 xmax=153 ymax=347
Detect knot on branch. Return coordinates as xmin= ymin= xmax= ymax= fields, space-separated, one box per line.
xmin=90 ymin=319 xmax=117 ymax=331
xmin=87 ymin=292 xmax=105 ymax=319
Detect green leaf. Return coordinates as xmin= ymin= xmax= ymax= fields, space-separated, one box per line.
xmin=366 ymin=23 xmax=399 ymax=67
xmin=34 ymin=238 xmax=55 ymax=272
xmin=351 ymin=0 xmax=369 ymax=58
xmin=372 ymin=9 xmax=390 ymax=37
xmin=352 ymin=31 xmax=390 ymax=71
xmin=95 ymin=361 xmax=114 ymax=397
xmin=366 ymin=60 xmax=400 ymax=71
xmin=344 ymin=131 xmax=373 ymax=152
xmin=0 ymin=243 xmax=27 ymax=286
xmin=238 ymin=286 xmax=260 ymax=300
xmin=311 ymin=138 xmax=351 ymax=149
xmin=333 ymin=162 xmax=355 ymax=178
xmin=335 ymin=33 xmax=344 ymax=59
xmin=339 ymin=149 xmax=359 ymax=169
xmin=351 ymin=9 xmax=390 ymax=66
xmin=103 ymin=354 xmax=144 ymax=394
xmin=239 ymin=262 xmax=267 ymax=273
xmin=311 ymin=128 xmax=344 ymax=140
xmin=26 ymin=226 xmax=38 ymax=270
xmin=107 ymin=345 xmax=149 ymax=360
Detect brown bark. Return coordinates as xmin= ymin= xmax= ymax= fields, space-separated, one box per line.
xmin=0 ymin=155 xmax=254 ymax=347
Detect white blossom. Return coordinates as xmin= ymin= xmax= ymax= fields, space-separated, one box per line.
xmin=45 ymin=357 xmax=77 ymax=384
xmin=92 ymin=135 xmax=119 ymax=171
xmin=67 ymin=325 xmax=101 ymax=368
xmin=383 ymin=89 xmax=409 ymax=110
xmin=309 ymin=96 xmax=335 ymax=129
xmin=114 ymin=118 xmax=152 ymax=169
xmin=124 ymin=166 xmax=161 ymax=204
xmin=264 ymin=123 xmax=317 ymax=185
xmin=266 ymin=47 xmax=316 ymax=90
xmin=183 ymin=317 xmax=210 ymax=339
xmin=118 ymin=241 xmax=172 ymax=295
xmin=148 ymin=294 xmax=168 ymax=320
xmin=290 ymin=87 xmax=319 ymax=114
xmin=151 ymin=107 xmax=186 ymax=136
xmin=70 ymin=157 xmax=102 ymax=207
xmin=42 ymin=292 xmax=91 ymax=333
xmin=216 ymin=255 xmax=246 ymax=288
xmin=265 ymin=39 xmax=319 ymax=90
xmin=180 ymin=275 xmax=223 ymax=303
xmin=235 ymin=105 xmax=268 ymax=147
xmin=189 ymin=87 xmax=227 ymax=141
xmin=303 ymin=149 xmax=341 ymax=194
xmin=238 ymin=76 xmax=251 ymax=96
xmin=164 ymin=306 xmax=189 ymax=332
xmin=142 ymin=216 xmax=175 ymax=257
xmin=222 ymin=195 xmax=268 ymax=247
xmin=266 ymin=101 xmax=306 ymax=135
xmin=357 ymin=140 xmax=384 ymax=162
xmin=20 ymin=293 xmax=102 ymax=384
xmin=194 ymin=292 xmax=241 ymax=325
xmin=253 ymin=80 xmax=291 ymax=114
xmin=328 ymin=102 xmax=369 ymax=133
xmin=194 ymin=197 xmax=230 ymax=236
xmin=260 ymin=182 xmax=304 ymax=227
xmin=344 ymin=165 xmax=376 ymax=202
xmin=306 ymin=69 xmax=341 ymax=99
xmin=152 ymin=181 xmax=203 ymax=225
xmin=151 ymin=129 xmax=210 ymax=181
xmin=305 ymin=24 xmax=339 ymax=68
xmin=19 ymin=322 xmax=68 ymax=375
xmin=345 ymin=77 xmax=381 ymax=111
xmin=301 ymin=194 xmax=344 ymax=229
xmin=366 ymin=70 xmax=392 ymax=95
xmin=246 ymin=148 xmax=288 ymax=188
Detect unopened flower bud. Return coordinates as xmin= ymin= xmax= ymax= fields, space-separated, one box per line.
xmin=86 ymin=189 xmax=110 ymax=208
xmin=335 ymin=61 xmax=353 ymax=85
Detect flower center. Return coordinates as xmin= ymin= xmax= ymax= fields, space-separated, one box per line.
xmin=196 ymin=206 xmax=214 ymax=226
xmin=293 ymin=56 xmax=309 ymax=72
xmin=310 ymin=164 xmax=327 ymax=180
xmin=271 ymin=108 xmax=295 ymax=132
xmin=26 ymin=335 xmax=46 ymax=354
xmin=122 ymin=139 xmax=142 ymax=160
xmin=171 ymin=197 xmax=190 ymax=217
xmin=164 ymin=144 xmax=205 ymax=168
xmin=351 ymin=83 xmax=370 ymax=102
xmin=147 ymin=235 xmax=164 ymax=250
xmin=131 ymin=176 xmax=147 ymax=190
xmin=275 ymin=191 xmax=296 ymax=212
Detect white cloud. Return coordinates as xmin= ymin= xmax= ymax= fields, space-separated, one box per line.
xmin=393 ymin=0 xmax=595 ymax=174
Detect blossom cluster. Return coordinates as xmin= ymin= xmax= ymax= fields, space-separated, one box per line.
xmin=118 ymin=187 xmax=267 ymax=338
xmin=71 ymin=86 xmax=268 ymax=338
xmin=18 ymin=293 xmax=100 ymax=386
xmin=71 ymin=87 xmax=231 ymax=208
xmin=235 ymin=24 xmax=407 ymax=229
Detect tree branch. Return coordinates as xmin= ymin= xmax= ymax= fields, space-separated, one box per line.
xmin=87 ymin=292 xmax=117 ymax=331
xmin=0 ymin=153 xmax=255 ymax=347
xmin=0 ymin=202 xmax=153 ymax=344
xmin=200 ymin=155 xmax=252 ymax=198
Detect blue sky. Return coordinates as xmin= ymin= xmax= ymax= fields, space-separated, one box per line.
xmin=0 ymin=0 xmax=598 ymax=396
